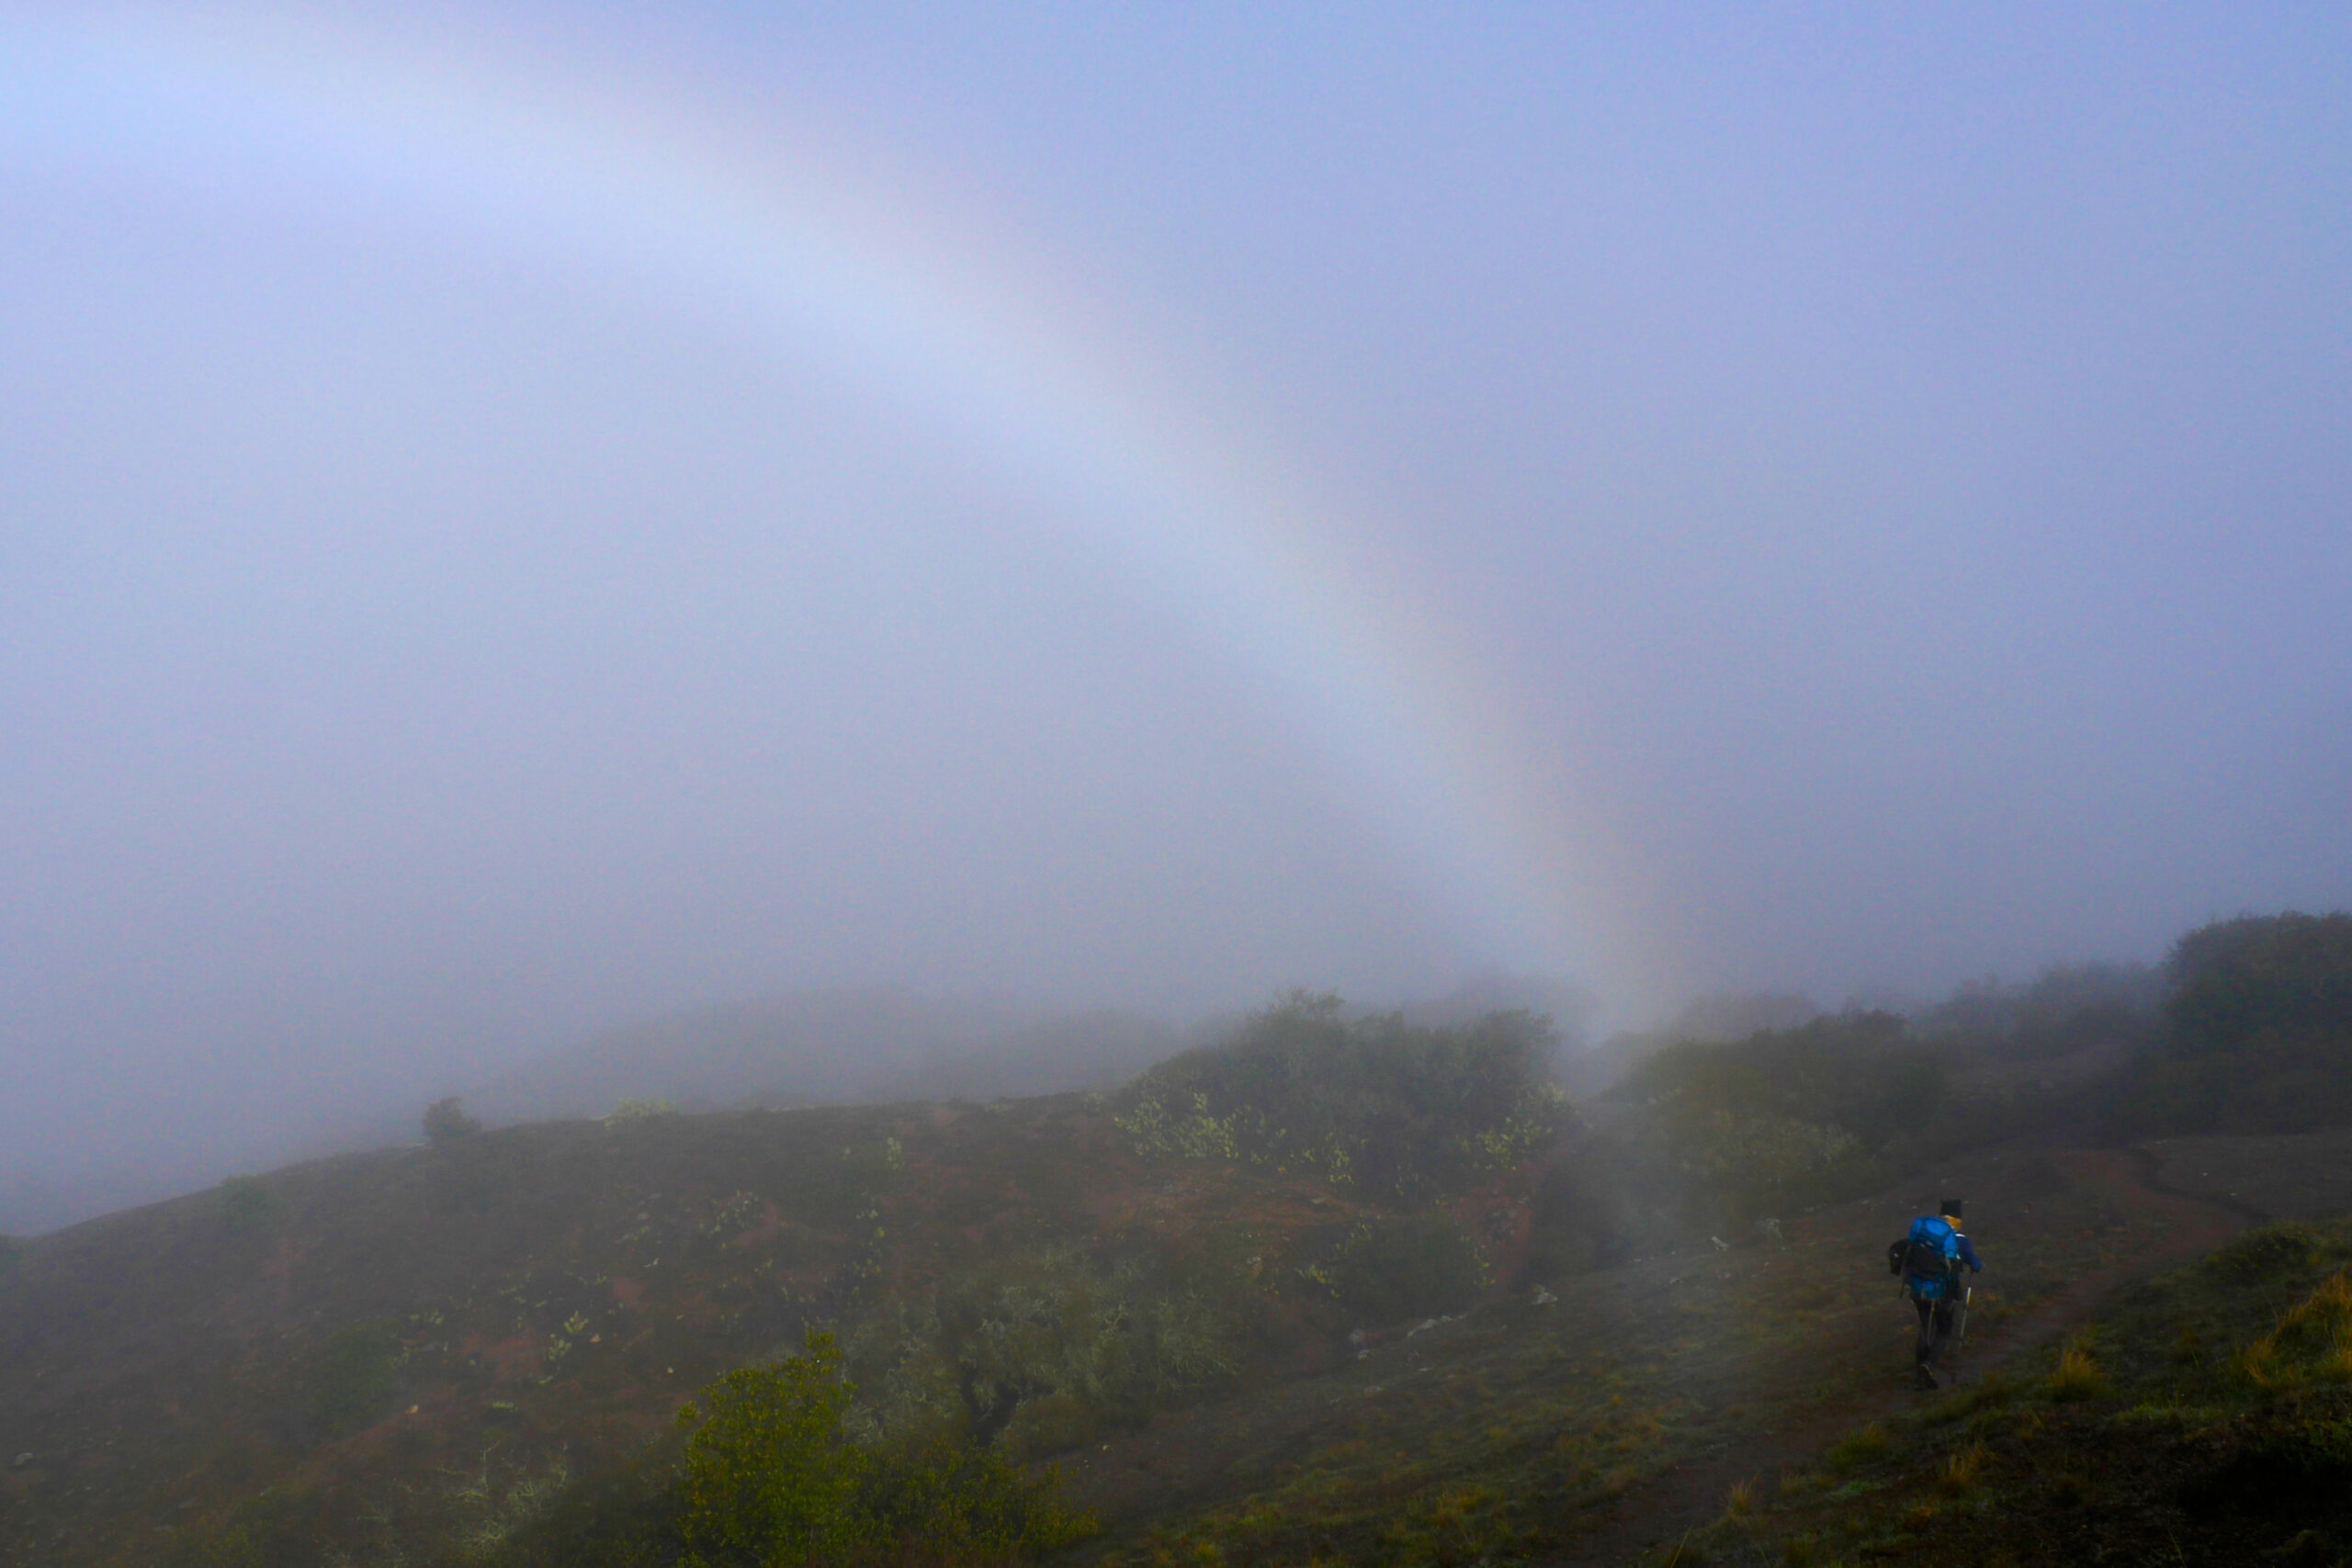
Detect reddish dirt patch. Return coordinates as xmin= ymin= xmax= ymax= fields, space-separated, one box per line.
xmin=462 ymin=1332 xmax=544 ymax=1384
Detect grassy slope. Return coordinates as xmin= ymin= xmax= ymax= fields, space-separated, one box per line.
xmin=1668 ymin=1214 xmax=2352 ymax=1567
xmin=1 ymin=1092 xmax=2335 ymax=1568
xmin=1055 ymin=1144 xmax=2213 ymax=1567
xmin=0 ymin=1096 xmax=1179 ymax=1565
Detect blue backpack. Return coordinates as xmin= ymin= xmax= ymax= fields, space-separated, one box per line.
xmin=1896 ymin=1216 xmax=1961 ymax=1293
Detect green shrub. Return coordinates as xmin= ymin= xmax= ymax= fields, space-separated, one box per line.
xmin=677 ymin=1334 xmax=867 ymax=1566
xmin=2167 ymin=912 xmax=2352 ymax=1055
xmin=675 ymin=1330 xmax=1094 ymax=1567
xmin=2112 ymin=912 xmax=2352 ymax=1134
xmin=1114 ymin=993 xmax=1566 ymax=1201
xmin=1600 ymin=1013 xmax=1928 ymax=1224
xmin=842 ymin=1247 xmax=1232 ymax=1452
xmin=860 ymin=1436 xmax=1094 ymax=1560
xmin=1609 ymin=1011 xmax=1939 ymax=1141
xmin=1327 ymin=1213 xmax=1489 ymax=1324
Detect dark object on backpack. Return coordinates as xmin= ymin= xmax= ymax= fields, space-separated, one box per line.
xmin=1939 ymin=1197 xmax=1965 ymax=1221
xmin=1905 ymin=1232 xmax=1956 ymax=1280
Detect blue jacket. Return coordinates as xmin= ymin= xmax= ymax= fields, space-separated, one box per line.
xmin=1904 ymin=1215 xmax=1982 ymax=1300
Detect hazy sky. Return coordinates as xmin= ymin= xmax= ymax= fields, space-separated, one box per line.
xmin=4 ymin=4 xmax=2347 ymax=1215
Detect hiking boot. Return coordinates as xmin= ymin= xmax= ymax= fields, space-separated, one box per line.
xmin=1913 ymin=1365 xmax=1939 ymax=1391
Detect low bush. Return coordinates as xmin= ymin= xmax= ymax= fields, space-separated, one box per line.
xmin=2111 ymin=912 xmax=2352 ymax=1135
xmin=1325 ymin=1213 xmax=1488 ymax=1325
xmin=1600 ymin=1012 xmax=1932 ymax=1227
xmin=1114 ymin=994 xmax=1566 ymax=1203
xmin=675 ymin=1331 xmax=1093 ymax=1567
xmin=842 ymin=1247 xmax=1232 ymax=1455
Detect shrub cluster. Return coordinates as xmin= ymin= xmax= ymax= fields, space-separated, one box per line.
xmin=1316 ymin=1213 xmax=1489 ymax=1324
xmin=841 ymin=1247 xmax=1232 ymax=1457
xmin=2117 ymin=912 xmax=2352 ymax=1134
xmin=1114 ymin=993 xmax=1566 ymax=1203
xmin=675 ymin=1331 xmax=1093 ymax=1568
xmin=1597 ymin=1011 xmax=1937 ymax=1225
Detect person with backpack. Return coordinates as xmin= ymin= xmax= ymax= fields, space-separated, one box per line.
xmin=1887 ymin=1197 xmax=1982 ymax=1389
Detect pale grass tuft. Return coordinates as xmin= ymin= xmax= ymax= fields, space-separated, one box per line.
xmin=1824 ymin=1419 xmax=1889 ymax=1472
xmin=1938 ymin=1441 xmax=1986 ymax=1495
xmin=2047 ymin=1341 xmax=2109 ymax=1402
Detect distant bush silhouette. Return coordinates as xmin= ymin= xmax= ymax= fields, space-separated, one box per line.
xmin=1911 ymin=963 xmax=2162 ymax=1058
xmin=1600 ymin=1011 xmax=1938 ymax=1226
xmin=2169 ymin=913 xmax=2352 ymax=1051
xmin=0 ymin=1233 xmax=21 ymax=1272
xmin=424 ymin=1096 xmax=483 ymax=1147
xmin=1114 ymin=992 xmax=1566 ymax=1202
xmin=675 ymin=1330 xmax=1092 ymax=1567
xmin=215 ymin=1174 xmax=283 ymax=1233
xmin=2117 ymin=912 xmax=2352 ymax=1134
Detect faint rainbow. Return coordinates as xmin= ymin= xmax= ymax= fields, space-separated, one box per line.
xmin=0 ymin=7 xmax=1645 ymax=1008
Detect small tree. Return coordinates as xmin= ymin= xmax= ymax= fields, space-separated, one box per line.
xmin=422 ymin=1096 xmax=482 ymax=1148
xmin=676 ymin=1332 xmax=866 ymax=1567
xmin=674 ymin=1329 xmax=1094 ymax=1565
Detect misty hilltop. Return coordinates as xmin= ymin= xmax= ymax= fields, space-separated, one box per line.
xmin=460 ymin=987 xmax=1177 ymax=1123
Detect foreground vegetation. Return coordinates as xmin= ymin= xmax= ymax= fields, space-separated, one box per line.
xmin=1667 ymin=1216 xmax=2352 ymax=1565
xmin=3 ymin=911 xmax=2349 ymax=1565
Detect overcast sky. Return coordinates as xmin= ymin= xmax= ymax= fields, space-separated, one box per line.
xmin=4 ymin=3 xmax=2347 ymax=1221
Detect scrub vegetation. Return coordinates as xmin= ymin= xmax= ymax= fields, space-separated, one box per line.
xmin=1663 ymin=1217 xmax=2352 ymax=1565
xmin=1 ymin=912 xmax=2348 ymax=1565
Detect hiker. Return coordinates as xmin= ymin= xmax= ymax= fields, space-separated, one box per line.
xmin=1887 ymin=1197 xmax=1981 ymax=1389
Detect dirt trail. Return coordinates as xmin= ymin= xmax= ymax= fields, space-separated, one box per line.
xmin=1548 ymin=1146 xmax=2256 ymax=1567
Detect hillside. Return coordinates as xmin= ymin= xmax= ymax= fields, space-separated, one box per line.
xmin=1652 ymin=1203 xmax=2352 ymax=1565
xmin=6 ymin=920 xmax=2352 ymax=1566
xmin=464 ymin=987 xmax=1175 ymax=1123
xmin=14 ymin=1095 xmax=2333 ymax=1567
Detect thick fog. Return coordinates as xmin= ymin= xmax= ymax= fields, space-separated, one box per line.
xmin=4 ymin=5 xmax=2347 ymax=1230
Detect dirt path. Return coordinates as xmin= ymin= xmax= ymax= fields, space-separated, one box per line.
xmin=1547 ymin=1146 xmax=2257 ymax=1566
